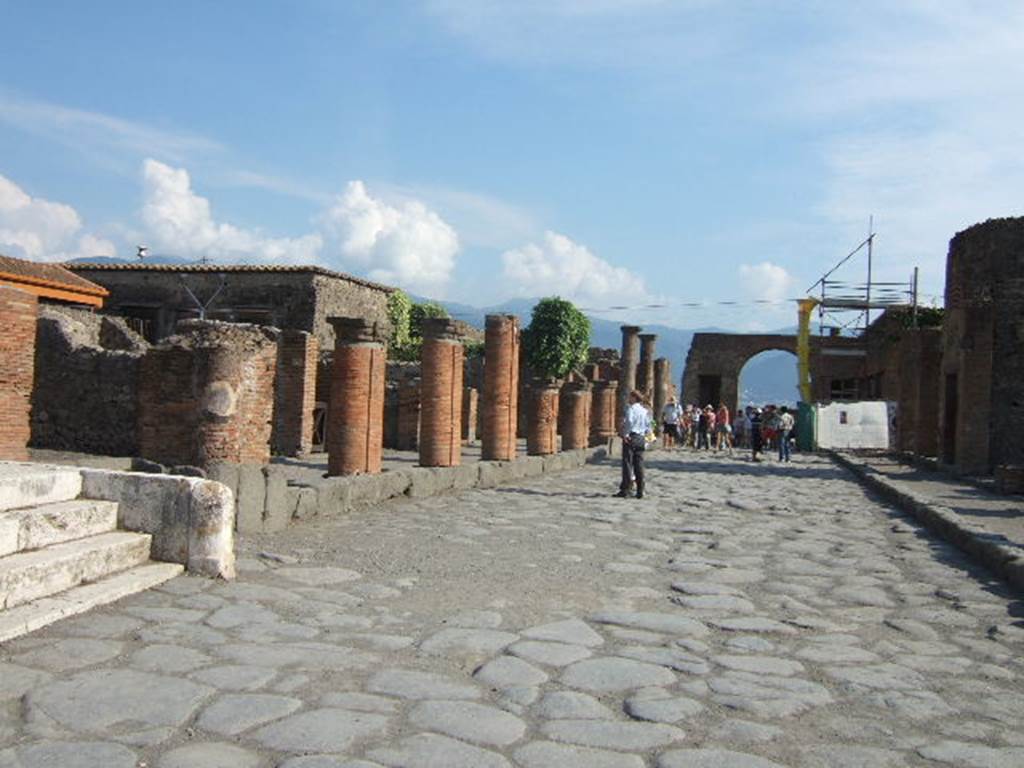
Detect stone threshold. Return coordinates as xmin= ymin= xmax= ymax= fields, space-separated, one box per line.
xmin=829 ymin=450 xmax=1024 ymax=593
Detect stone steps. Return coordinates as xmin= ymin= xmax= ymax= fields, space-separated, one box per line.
xmin=0 ymin=464 xmax=82 ymax=512
xmin=0 ymin=530 xmax=152 ymax=610
xmin=0 ymin=499 xmax=119 ymax=557
xmin=0 ymin=561 xmax=183 ymax=643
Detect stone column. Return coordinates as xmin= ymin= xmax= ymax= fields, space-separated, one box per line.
xmin=273 ymin=329 xmax=319 ymax=456
xmin=653 ymin=357 xmax=671 ymax=425
xmin=0 ymin=286 xmax=37 ymax=461
xmin=560 ymin=381 xmax=592 ymax=450
xmin=582 ymin=363 xmax=601 ymax=381
xmin=617 ymin=325 xmax=641 ymax=424
xmin=462 ymin=387 xmax=478 ymax=444
xmin=138 ymin=320 xmax=278 ymax=467
xmin=527 ymin=379 xmax=560 ymax=456
xmin=638 ymin=333 xmax=657 ymax=401
xmin=327 ymin=317 xmax=386 ymax=476
xmin=395 ymin=378 xmax=420 ymax=451
xmin=419 ymin=319 xmax=463 ymax=467
xmin=590 ymin=380 xmax=618 ymax=446
xmin=482 ymin=314 xmax=520 ymax=461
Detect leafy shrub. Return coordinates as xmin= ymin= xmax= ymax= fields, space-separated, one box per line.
xmin=522 ymin=297 xmax=591 ymax=381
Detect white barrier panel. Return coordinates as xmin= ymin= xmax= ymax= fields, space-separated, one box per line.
xmin=815 ymin=401 xmax=892 ymax=450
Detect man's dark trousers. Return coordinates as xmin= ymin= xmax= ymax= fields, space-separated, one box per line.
xmin=620 ymin=437 xmax=645 ymax=496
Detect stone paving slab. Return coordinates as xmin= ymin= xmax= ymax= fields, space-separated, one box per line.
xmin=1 ymin=451 xmax=1023 ymax=767
xmin=832 ymin=451 xmax=1024 ymax=592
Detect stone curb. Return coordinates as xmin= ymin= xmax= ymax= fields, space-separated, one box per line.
xmin=253 ymin=445 xmax=613 ymax=534
xmin=828 ymin=450 xmax=1024 ymax=593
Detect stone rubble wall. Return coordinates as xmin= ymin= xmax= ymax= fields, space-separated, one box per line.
xmin=30 ymin=305 xmax=145 ymax=457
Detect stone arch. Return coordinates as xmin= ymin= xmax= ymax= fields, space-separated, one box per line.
xmin=682 ymin=334 xmax=797 ymax=414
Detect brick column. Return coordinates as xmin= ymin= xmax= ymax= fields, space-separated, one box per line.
xmin=0 ymin=286 xmax=37 ymax=461
xmin=582 ymin=363 xmax=601 ymax=381
xmin=638 ymin=333 xmax=657 ymax=401
xmin=138 ymin=321 xmax=278 ymax=467
xmin=617 ymin=325 xmax=641 ymax=424
xmin=590 ymin=380 xmax=618 ymax=446
xmin=273 ymin=329 xmax=319 ymax=456
xmin=327 ymin=317 xmax=386 ymax=476
xmin=481 ymin=314 xmax=520 ymax=461
xmin=653 ymin=357 xmax=671 ymax=426
xmin=462 ymin=387 xmax=478 ymax=444
xmin=396 ymin=378 xmax=420 ymax=450
xmin=560 ymin=380 xmax=591 ymax=450
xmin=419 ymin=318 xmax=463 ymax=467
xmin=527 ymin=379 xmax=560 ymax=456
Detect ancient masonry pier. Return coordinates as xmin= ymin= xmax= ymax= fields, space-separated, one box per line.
xmin=395 ymin=378 xmax=420 ymax=450
xmin=638 ymin=332 xmax=657 ymax=402
xmin=527 ymin=379 xmax=561 ymax=456
xmin=653 ymin=357 xmax=671 ymax=423
xmin=273 ymin=329 xmax=319 ymax=456
xmin=590 ymin=379 xmax=618 ymax=445
xmin=560 ymin=380 xmax=592 ymax=450
xmin=617 ymin=325 xmax=641 ymax=423
xmin=419 ymin=318 xmax=464 ymax=467
xmin=137 ymin=321 xmax=277 ymax=467
xmin=481 ymin=314 xmax=520 ymax=461
xmin=327 ymin=317 xmax=386 ymax=476
xmin=462 ymin=387 xmax=478 ymax=444
xmin=0 ymin=286 xmax=38 ymax=461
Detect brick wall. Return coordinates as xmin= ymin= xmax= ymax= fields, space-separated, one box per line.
xmin=0 ymin=286 xmax=38 ymax=461
xmin=138 ymin=321 xmax=277 ymax=467
xmin=273 ymin=330 xmax=318 ymax=456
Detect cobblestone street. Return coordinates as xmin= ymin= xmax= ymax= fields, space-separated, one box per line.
xmin=2 ymin=452 xmax=1023 ymax=768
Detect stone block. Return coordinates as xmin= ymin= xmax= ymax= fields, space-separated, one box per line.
xmin=188 ymin=479 xmax=236 ymax=578
xmin=80 ymin=469 xmax=192 ymax=565
xmin=0 ymin=465 xmax=82 ymax=513
xmin=406 ymin=467 xmax=441 ymax=499
xmin=521 ymin=456 xmax=545 ymax=478
xmin=450 ymin=463 xmax=480 ymax=490
xmin=317 ymin=478 xmax=352 ymax=516
xmin=235 ymin=464 xmax=267 ymax=535
xmin=477 ymin=462 xmax=511 ymax=489
xmin=262 ymin=467 xmax=290 ymax=532
xmin=286 ymin=486 xmax=317 ymax=521
xmin=206 ymin=462 xmax=240 ymax=502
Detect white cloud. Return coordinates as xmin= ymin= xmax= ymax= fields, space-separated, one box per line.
xmin=322 ymin=180 xmax=459 ymax=295
xmin=738 ymin=261 xmax=794 ymax=302
xmin=501 ymin=230 xmax=648 ymax=307
xmin=0 ymin=172 xmax=115 ymax=262
xmin=141 ymin=159 xmax=323 ymax=264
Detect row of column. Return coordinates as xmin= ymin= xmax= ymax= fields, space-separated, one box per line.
xmin=324 ymin=313 xmax=629 ymax=476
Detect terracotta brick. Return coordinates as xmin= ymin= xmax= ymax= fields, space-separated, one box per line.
xmin=527 ymin=380 xmax=560 ymax=456
xmin=419 ymin=319 xmax=463 ymax=467
xmin=560 ymin=381 xmax=591 ymax=450
xmin=618 ymin=325 xmax=640 ymax=425
xmin=273 ymin=329 xmax=318 ymax=456
xmin=481 ymin=314 xmax=520 ymax=461
xmin=327 ymin=317 xmax=386 ymax=476
xmin=590 ymin=380 xmax=618 ymax=446
xmin=0 ymin=286 xmax=37 ymax=461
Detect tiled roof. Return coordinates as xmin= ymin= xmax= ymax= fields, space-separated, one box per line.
xmin=0 ymin=254 xmax=109 ymax=297
xmin=66 ymin=262 xmax=395 ymax=293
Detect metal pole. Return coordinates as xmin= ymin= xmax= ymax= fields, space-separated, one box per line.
xmin=912 ymin=267 xmax=919 ymax=327
xmin=865 ymin=216 xmax=873 ymax=331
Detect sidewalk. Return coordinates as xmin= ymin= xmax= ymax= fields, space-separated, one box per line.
xmin=831 ymin=451 xmax=1024 ymax=592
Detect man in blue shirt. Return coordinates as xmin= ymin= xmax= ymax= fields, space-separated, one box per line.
xmin=615 ymin=390 xmax=652 ymax=499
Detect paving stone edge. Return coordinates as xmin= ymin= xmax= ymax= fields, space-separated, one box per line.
xmin=828 ymin=450 xmax=1024 ymax=593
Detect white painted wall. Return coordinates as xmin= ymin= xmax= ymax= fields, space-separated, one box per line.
xmin=815 ymin=401 xmax=892 ymax=450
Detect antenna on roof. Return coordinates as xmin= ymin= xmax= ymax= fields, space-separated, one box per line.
xmin=136 ymin=245 xmax=148 ymax=262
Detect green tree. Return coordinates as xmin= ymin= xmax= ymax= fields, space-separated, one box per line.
xmin=386 ymin=289 xmax=413 ymax=350
xmin=522 ymin=297 xmax=591 ymax=380
xmin=409 ymin=300 xmax=449 ymax=337
xmin=387 ymin=296 xmax=452 ymax=362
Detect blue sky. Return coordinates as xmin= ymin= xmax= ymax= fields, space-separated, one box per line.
xmin=2 ymin=1 xmax=1022 ymax=330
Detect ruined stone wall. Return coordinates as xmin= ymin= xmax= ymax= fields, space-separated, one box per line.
xmin=138 ymin=321 xmax=278 ymax=467
xmin=895 ymin=328 xmax=942 ymax=456
xmin=311 ymin=274 xmax=390 ymax=351
xmin=0 ymin=286 xmax=37 ymax=460
xmin=941 ymin=217 xmax=1024 ymax=472
xmin=31 ymin=306 xmax=147 ymax=456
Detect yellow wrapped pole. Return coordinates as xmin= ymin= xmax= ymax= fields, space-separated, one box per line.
xmin=797 ymin=298 xmax=819 ymax=403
